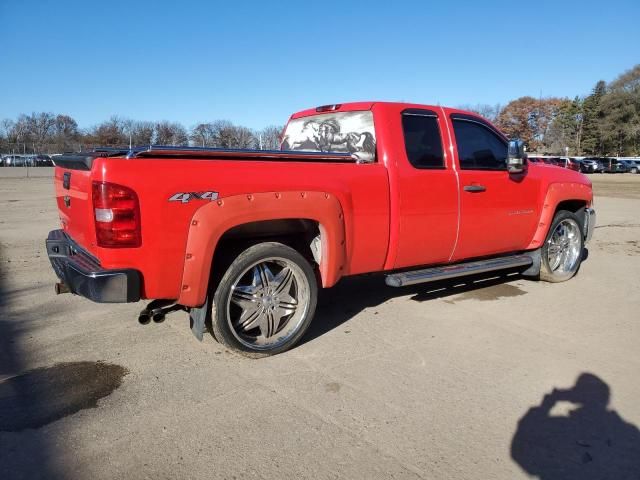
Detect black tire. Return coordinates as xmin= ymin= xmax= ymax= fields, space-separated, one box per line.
xmin=539 ymin=210 xmax=584 ymax=283
xmin=211 ymin=242 xmax=317 ymax=357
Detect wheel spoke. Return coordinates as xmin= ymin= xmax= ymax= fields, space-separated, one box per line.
xmin=270 ymin=310 xmax=280 ymax=338
xmin=236 ymin=306 xmax=262 ymax=331
xmin=257 ymin=309 xmax=278 ymax=338
xmin=252 ymin=263 xmax=274 ymax=289
xmin=231 ymin=286 xmax=259 ymax=310
xmin=548 ymin=244 xmax=561 ymax=256
xmin=560 ymin=248 xmax=571 ymax=271
xmin=277 ymin=293 xmax=297 ymax=314
xmin=272 ymin=266 xmax=294 ymax=295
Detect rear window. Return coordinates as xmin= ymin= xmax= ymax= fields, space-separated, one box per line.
xmin=281 ymin=110 xmax=376 ymax=163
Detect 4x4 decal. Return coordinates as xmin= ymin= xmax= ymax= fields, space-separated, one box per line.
xmin=169 ymin=191 xmax=219 ymax=204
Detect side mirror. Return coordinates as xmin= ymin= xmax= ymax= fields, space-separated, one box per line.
xmin=507 ymin=140 xmax=526 ymax=173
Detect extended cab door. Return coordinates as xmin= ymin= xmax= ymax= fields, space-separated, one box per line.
xmin=391 ymin=108 xmax=459 ymax=268
xmin=447 ymin=113 xmax=541 ymax=261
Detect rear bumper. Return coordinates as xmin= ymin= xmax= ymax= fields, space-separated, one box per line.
xmin=46 ymin=229 xmax=141 ymax=303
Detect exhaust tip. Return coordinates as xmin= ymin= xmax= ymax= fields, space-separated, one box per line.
xmin=55 ymin=282 xmax=70 ymax=295
xmin=138 ymin=312 xmax=151 ymax=325
xmin=152 ymin=313 xmax=166 ymax=323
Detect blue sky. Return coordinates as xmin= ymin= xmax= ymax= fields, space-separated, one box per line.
xmin=1 ymin=0 xmax=638 ymax=130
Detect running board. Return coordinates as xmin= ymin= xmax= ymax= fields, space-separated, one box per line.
xmin=385 ymin=254 xmax=533 ymax=287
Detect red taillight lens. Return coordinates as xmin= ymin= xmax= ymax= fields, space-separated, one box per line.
xmin=92 ymin=181 xmax=141 ymax=248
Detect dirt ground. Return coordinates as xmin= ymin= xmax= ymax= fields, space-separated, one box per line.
xmin=1 ymin=172 xmax=639 ymax=479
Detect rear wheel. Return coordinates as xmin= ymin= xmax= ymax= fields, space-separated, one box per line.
xmin=539 ymin=210 xmax=584 ymax=283
xmin=211 ymin=242 xmax=317 ymax=357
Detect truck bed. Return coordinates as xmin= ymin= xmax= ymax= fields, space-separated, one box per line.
xmin=53 ymin=147 xmax=391 ymax=301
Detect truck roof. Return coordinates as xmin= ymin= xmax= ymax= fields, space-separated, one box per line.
xmin=290 ymin=101 xmax=475 ymax=120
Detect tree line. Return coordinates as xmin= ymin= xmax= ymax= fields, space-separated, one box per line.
xmin=0 ymin=114 xmax=283 ymax=155
xmin=2 ymin=64 xmax=639 ymax=157
xmin=461 ymin=64 xmax=640 ymax=156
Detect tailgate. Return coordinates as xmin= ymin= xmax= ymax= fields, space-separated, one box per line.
xmin=54 ymin=164 xmax=96 ymax=254
xmin=53 ymin=150 xmax=131 ymax=254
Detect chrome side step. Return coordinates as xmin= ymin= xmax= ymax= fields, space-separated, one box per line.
xmin=385 ymin=254 xmax=533 ymax=287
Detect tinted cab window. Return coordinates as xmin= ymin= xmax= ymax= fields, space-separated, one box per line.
xmin=452 ymin=119 xmax=507 ymax=170
xmin=401 ymin=110 xmax=444 ymax=169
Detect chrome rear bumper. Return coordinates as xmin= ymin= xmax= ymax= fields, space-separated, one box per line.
xmin=46 ymin=229 xmax=141 ymax=303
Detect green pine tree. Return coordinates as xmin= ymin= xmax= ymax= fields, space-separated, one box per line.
xmin=581 ymin=80 xmax=606 ymax=155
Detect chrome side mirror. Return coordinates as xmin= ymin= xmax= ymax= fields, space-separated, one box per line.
xmin=507 ymin=139 xmax=526 ymax=173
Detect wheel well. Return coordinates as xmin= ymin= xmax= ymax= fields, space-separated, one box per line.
xmin=555 ymin=199 xmax=586 ymax=215
xmin=210 ymin=219 xmax=320 ymax=289
xmin=553 ymin=200 xmax=587 ymax=233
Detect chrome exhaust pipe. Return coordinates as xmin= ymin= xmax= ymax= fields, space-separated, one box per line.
xmin=138 ymin=300 xmax=184 ymax=326
xmin=55 ymin=282 xmax=70 ymax=295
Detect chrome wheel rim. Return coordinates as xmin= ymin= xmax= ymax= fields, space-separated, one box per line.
xmin=226 ymin=257 xmax=310 ymax=350
xmin=547 ymin=219 xmax=582 ymax=274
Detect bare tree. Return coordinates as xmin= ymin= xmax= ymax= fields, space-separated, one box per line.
xmin=154 ymin=121 xmax=188 ymax=145
xmin=191 ymin=123 xmax=216 ymax=147
xmin=232 ymin=126 xmax=256 ymax=149
xmin=258 ymin=125 xmax=283 ymax=150
xmin=90 ymin=116 xmax=128 ymax=146
xmin=128 ymin=120 xmax=154 ymax=145
xmin=209 ymin=120 xmax=236 ymax=148
xmin=53 ymin=114 xmax=79 ymax=151
xmin=458 ymin=104 xmax=503 ymax=122
xmin=0 ymin=119 xmax=12 ymax=153
xmin=1 ymin=119 xmax=15 ymax=138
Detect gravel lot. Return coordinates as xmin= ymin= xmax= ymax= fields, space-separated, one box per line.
xmin=1 ymin=172 xmax=639 ymax=479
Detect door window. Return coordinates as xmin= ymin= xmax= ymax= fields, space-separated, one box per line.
xmin=452 ymin=119 xmax=508 ymax=170
xmin=401 ymin=110 xmax=444 ymax=169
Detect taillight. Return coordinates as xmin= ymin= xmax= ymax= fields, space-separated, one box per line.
xmin=92 ymin=181 xmax=141 ymax=248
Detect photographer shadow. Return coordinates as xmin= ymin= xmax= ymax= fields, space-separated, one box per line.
xmin=511 ymin=373 xmax=640 ymax=479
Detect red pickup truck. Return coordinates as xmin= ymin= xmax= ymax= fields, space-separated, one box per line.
xmin=47 ymin=102 xmax=595 ymax=356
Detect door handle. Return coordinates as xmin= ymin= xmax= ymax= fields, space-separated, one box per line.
xmin=463 ymin=184 xmax=486 ymax=192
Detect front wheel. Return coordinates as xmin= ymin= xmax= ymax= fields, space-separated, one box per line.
xmin=211 ymin=242 xmax=318 ymax=357
xmin=539 ymin=211 xmax=584 ymax=283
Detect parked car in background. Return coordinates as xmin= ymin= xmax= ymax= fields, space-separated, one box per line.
xmin=0 ymin=154 xmax=54 ymax=166
xmin=565 ymin=158 xmax=581 ymax=171
xmin=34 ymin=154 xmax=54 ymax=166
xmin=619 ymin=160 xmax=639 ymax=173
xmin=580 ymin=158 xmax=603 ymax=173
xmin=600 ymin=158 xmax=628 ymax=173
xmin=3 ymin=155 xmax=27 ymax=166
